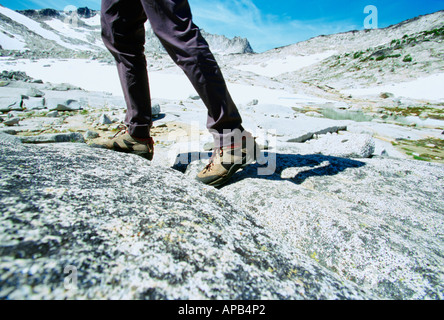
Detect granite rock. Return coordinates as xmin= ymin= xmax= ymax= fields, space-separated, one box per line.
xmin=0 ymin=133 xmax=370 ymax=300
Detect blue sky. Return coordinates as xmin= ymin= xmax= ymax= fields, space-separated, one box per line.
xmin=1 ymin=0 xmax=443 ymax=52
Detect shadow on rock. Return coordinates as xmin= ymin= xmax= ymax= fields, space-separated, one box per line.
xmin=173 ymin=151 xmax=366 ymax=187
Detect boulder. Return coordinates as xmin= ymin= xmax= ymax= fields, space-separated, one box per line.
xmin=183 ymin=138 xmax=444 ymax=300
xmin=0 ymin=97 xmax=23 ymax=112
xmin=305 ymin=133 xmax=376 ymax=158
xmin=219 ymin=153 xmax=444 ymax=300
xmin=24 ymin=87 xmax=45 ymax=98
xmin=84 ymin=130 xmax=100 ymax=140
xmin=152 ymin=103 xmax=161 ymax=117
xmin=18 ymin=132 xmax=85 ymax=144
xmin=380 ymin=92 xmax=394 ymax=99
xmin=0 ymin=133 xmax=369 ymax=300
xmin=47 ymin=99 xmax=83 ymax=111
xmin=22 ymin=97 xmax=46 ymax=110
xmin=3 ymin=117 xmax=20 ymax=126
xmin=98 ymin=114 xmax=113 ymax=125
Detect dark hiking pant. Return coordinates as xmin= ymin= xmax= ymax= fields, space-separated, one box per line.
xmin=101 ymin=0 xmax=244 ymax=147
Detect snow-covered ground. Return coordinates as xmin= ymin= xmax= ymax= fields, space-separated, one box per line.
xmin=234 ymin=51 xmax=336 ymax=77
xmin=0 ymin=58 xmax=193 ymax=99
xmin=82 ymin=14 xmax=101 ymax=27
xmin=0 ymin=58 xmax=334 ymax=107
xmin=0 ymin=25 xmax=26 ymax=50
xmin=342 ymin=73 xmax=444 ymax=102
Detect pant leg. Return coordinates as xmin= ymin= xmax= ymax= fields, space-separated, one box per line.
xmin=101 ymin=0 xmax=152 ymax=139
xmin=140 ymin=0 xmax=244 ymax=147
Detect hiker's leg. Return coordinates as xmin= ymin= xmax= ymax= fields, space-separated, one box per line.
xmin=101 ymin=0 xmax=152 ymax=139
xmin=141 ymin=0 xmax=243 ymax=147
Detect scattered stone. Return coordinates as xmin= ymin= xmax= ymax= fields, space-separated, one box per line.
xmin=188 ymin=94 xmax=200 ymax=100
xmin=247 ymin=99 xmax=259 ymax=106
xmin=48 ymin=99 xmax=82 ymax=111
xmin=84 ymin=130 xmax=100 ymax=140
xmin=152 ymin=103 xmax=161 ymax=117
xmin=380 ymin=92 xmax=394 ymax=99
xmin=3 ymin=117 xmax=20 ymax=126
xmin=99 ymin=114 xmax=113 ymax=125
xmin=46 ymin=111 xmax=59 ymax=118
xmin=47 ymin=83 xmax=82 ymax=91
xmin=203 ymin=141 xmax=214 ymax=151
xmin=0 ymin=70 xmax=32 ymax=82
xmin=0 ymin=97 xmax=23 ymax=112
xmin=96 ymin=125 xmax=109 ymax=131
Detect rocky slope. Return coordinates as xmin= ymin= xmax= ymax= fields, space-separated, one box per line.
xmin=225 ymin=10 xmax=444 ymax=90
xmin=278 ymin=24 xmax=444 ymax=91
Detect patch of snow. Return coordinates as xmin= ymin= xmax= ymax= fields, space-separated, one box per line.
xmin=82 ymin=15 xmax=101 ymax=27
xmin=0 ymin=26 xmax=26 ymax=50
xmin=0 ymin=6 xmax=86 ymax=51
xmin=234 ymin=51 xmax=336 ymax=77
xmin=44 ymin=18 xmax=94 ymax=44
xmin=228 ymin=82 xmax=329 ymax=106
xmin=0 ymin=58 xmax=335 ymax=109
xmin=342 ymin=73 xmax=444 ymax=102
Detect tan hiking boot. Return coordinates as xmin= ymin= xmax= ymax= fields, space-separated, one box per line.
xmin=97 ymin=126 xmax=154 ymax=160
xmin=196 ymin=133 xmax=258 ymax=188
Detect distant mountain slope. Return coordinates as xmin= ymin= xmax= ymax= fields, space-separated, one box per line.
xmin=227 ymin=10 xmax=443 ymax=91
xmin=0 ymin=5 xmax=254 ymax=56
xmin=274 ymin=10 xmax=444 ymax=56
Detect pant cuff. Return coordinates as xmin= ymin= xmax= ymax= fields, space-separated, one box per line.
xmin=211 ymin=126 xmax=251 ymax=148
xmin=127 ymin=124 xmax=151 ymax=139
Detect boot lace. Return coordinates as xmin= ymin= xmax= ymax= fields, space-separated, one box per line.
xmin=111 ymin=124 xmax=127 ymax=138
xmin=203 ymin=148 xmax=223 ymax=173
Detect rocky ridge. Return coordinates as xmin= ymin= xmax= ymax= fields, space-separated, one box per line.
xmin=0 ymin=6 xmax=254 ymax=56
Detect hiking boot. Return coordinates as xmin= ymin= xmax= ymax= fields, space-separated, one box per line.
xmin=196 ymin=133 xmax=258 ymax=188
xmin=97 ymin=126 xmax=154 ymax=160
